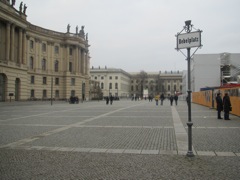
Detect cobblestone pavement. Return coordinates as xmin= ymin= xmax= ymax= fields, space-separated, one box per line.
xmin=0 ymin=100 xmax=240 ymax=179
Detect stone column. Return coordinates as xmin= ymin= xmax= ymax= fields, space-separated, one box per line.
xmin=10 ymin=24 xmax=15 ymax=61
xmin=22 ymin=30 xmax=26 ymax=64
xmin=81 ymin=50 xmax=85 ymax=75
xmin=18 ymin=28 xmax=23 ymax=64
xmin=6 ymin=22 xmax=11 ymax=61
xmin=74 ymin=47 xmax=78 ymax=73
xmin=85 ymin=52 xmax=88 ymax=75
xmin=79 ymin=48 xmax=82 ymax=74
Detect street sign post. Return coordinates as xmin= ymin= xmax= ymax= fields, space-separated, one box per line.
xmin=176 ymin=20 xmax=202 ymax=157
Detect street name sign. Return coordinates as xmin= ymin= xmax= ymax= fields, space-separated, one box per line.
xmin=176 ymin=31 xmax=202 ymax=50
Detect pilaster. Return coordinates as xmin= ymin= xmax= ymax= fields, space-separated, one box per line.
xmin=10 ymin=24 xmax=15 ymax=61
xmin=6 ymin=22 xmax=11 ymax=61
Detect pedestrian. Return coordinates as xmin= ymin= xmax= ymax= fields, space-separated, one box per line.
xmin=170 ymin=95 xmax=174 ymax=106
xmin=215 ymin=93 xmax=223 ymax=119
xmin=174 ymin=94 xmax=178 ymax=105
xmin=160 ymin=93 xmax=164 ymax=105
xmin=155 ymin=95 xmax=159 ymax=106
xmin=106 ymin=96 xmax=109 ymax=105
xmin=223 ymin=93 xmax=231 ymax=120
xmin=110 ymin=95 xmax=114 ymax=105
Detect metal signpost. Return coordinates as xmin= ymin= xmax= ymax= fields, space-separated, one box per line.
xmin=176 ymin=20 xmax=202 ymax=157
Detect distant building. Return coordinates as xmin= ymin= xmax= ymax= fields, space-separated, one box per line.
xmin=90 ymin=68 xmax=183 ymax=99
xmin=0 ymin=1 xmax=90 ymax=101
xmin=130 ymin=71 xmax=183 ymax=98
xmin=90 ymin=67 xmax=131 ymax=98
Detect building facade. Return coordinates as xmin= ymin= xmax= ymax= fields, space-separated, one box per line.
xmin=130 ymin=71 xmax=183 ymax=98
xmin=90 ymin=67 xmax=131 ymax=98
xmin=187 ymin=53 xmax=240 ymax=92
xmin=90 ymin=67 xmax=183 ymax=99
xmin=0 ymin=0 xmax=90 ymax=101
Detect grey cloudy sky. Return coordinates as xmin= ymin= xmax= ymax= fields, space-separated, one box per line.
xmin=16 ymin=0 xmax=240 ymax=72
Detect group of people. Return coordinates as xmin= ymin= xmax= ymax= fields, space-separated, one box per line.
xmin=106 ymin=95 xmax=114 ymax=105
xmin=216 ymin=93 xmax=232 ymax=120
xmin=155 ymin=93 xmax=178 ymax=106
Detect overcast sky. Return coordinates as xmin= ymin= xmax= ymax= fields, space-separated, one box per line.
xmin=15 ymin=0 xmax=240 ymax=72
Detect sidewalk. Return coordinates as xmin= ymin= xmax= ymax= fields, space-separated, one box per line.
xmin=0 ymin=100 xmax=239 ymax=179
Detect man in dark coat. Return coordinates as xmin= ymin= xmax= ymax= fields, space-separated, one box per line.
xmin=215 ymin=93 xmax=223 ymax=119
xmin=223 ymin=93 xmax=231 ymax=120
xmin=110 ymin=95 xmax=114 ymax=105
xmin=169 ymin=95 xmax=174 ymax=106
xmin=174 ymin=94 xmax=178 ymax=106
xmin=160 ymin=93 xmax=164 ymax=105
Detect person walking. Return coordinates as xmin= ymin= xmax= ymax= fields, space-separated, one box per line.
xmin=223 ymin=93 xmax=231 ymax=120
xmin=169 ymin=95 xmax=174 ymax=106
xmin=174 ymin=94 xmax=178 ymax=106
xmin=110 ymin=95 xmax=114 ymax=105
xmin=215 ymin=93 xmax=223 ymax=119
xmin=106 ymin=96 xmax=109 ymax=105
xmin=155 ymin=95 xmax=159 ymax=106
xmin=160 ymin=93 xmax=164 ymax=105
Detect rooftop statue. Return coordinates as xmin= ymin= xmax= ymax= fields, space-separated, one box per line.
xmin=67 ymin=24 xmax=70 ymax=33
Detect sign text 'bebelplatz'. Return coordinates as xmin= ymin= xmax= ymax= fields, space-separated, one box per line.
xmin=176 ymin=31 xmax=201 ymax=50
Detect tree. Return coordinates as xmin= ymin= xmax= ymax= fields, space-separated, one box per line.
xmin=138 ymin=70 xmax=148 ymax=98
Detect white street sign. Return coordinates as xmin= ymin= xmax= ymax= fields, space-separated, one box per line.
xmin=176 ymin=31 xmax=202 ymax=49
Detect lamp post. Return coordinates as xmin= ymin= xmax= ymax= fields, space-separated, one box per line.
xmin=176 ymin=20 xmax=202 ymax=157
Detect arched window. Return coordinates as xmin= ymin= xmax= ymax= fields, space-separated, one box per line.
xmin=101 ymin=82 xmax=104 ymax=89
xmin=54 ymin=60 xmax=59 ymax=72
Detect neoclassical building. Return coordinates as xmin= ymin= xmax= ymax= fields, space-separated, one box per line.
xmin=90 ymin=66 xmax=132 ymax=98
xmin=0 ymin=0 xmax=90 ymax=101
xmin=90 ymin=67 xmax=183 ymax=99
xmin=130 ymin=71 xmax=183 ymax=98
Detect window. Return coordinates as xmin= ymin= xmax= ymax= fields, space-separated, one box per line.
xmin=101 ymin=76 xmax=104 ymax=80
xmin=101 ymin=82 xmax=104 ymax=89
xmin=136 ymin=85 xmax=138 ymax=91
xmin=174 ymin=85 xmax=176 ymax=91
xmin=55 ymin=90 xmax=59 ymax=98
xmin=30 ymin=40 xmax=34 ymax=49
xmin=55 ymin=46 xmax=59 ymax=54
xmin=109 ymin=83 xmax=112 ymax=89
xmin=94 ymin=76 xmax=97 ymax=80
xmin=42 ymin=43 xmax=46 ymax=52
xmin=71 ymin=90 xmax=75 ymax=96
xmin=69 ymin=62 xmax=72 ymax=72
xmin=131 ymin=85 xmax=133 ymax=91
xmin=43 ymin=90 xmax=47 ymax=98
xmin=115 ymin=76 xmax=118 ymax=80
xmin=69 ymin=48 xmax=73 ymax=55
xmin=55 ymin=78 xmax=59 ymax=85
xmin=168 ymin=85 xmax=170 ymax=91
xmin=43 ymin=77 xmax=47 ymax=84
xmin=54 ymin=60 xmax=59 ymax=72
xmin=71 ymin=78 xmax=75 ymax=86
xmin=42 ymin=59 xmax=46 ymax=70
xmin=29 ymin=56 xmax=34 ymax=69
xmin=31 ymin=76 xmax=34 ymax=84
xmin=109 ymin=76 xmax=112 ymax=80
xmin=115 ymin=83 xmax=118 ymax=89
xmin=30 ymin=89 xmax=34 ymax=97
